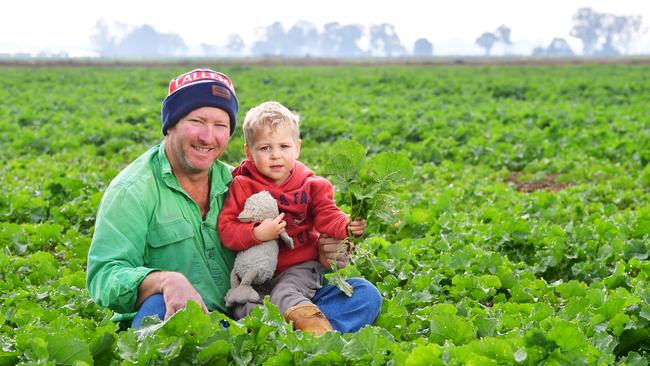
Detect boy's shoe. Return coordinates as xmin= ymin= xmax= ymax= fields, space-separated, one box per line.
xmin=284 ymin=303 xmax=333 ymax=336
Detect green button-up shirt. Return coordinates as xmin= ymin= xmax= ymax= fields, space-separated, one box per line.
xmin=86 ymin=142 xmax=235 ymax=323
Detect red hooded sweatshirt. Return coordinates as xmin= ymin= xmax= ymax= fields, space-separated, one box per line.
xmin=218 ymin=160 xmax=349 ymax=274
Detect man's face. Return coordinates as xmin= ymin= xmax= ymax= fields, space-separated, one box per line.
xmin=165 ymin=106 xmax=231 ymax=176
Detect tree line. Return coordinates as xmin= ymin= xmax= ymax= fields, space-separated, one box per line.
xmin=91 ymin=7 xmax=643 ymax=58
xmin=91 ymin=20 xmax=433 ymax=58
xmin=473 ymin=8 xmax=643 ymax=57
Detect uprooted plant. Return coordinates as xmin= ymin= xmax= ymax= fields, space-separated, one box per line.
xmin=321 ymin=140 xmax=413 ymax=295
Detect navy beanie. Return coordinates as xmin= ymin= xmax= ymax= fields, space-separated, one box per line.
xmin=161 ymin=69 xmax=239 ymax=136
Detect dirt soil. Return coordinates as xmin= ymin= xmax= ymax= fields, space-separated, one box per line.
xmin=2 ymin=56 xmax=650 ymax=68
xmin=504 ymin=172 xmax=569 ymax=193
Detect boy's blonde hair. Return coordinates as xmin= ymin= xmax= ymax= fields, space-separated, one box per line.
xmin=243 ymin=101 xmax=300 ymax=146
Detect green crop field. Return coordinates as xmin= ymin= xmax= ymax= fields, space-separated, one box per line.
xmin=0 ymin=64 xmax=649 ymax=365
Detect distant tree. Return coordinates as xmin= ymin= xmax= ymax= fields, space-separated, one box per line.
xmin=251 ymin=22 xmax=286 ymax=56
xmin=571 ymin=7 xmax=601 ymax=55
xmin=601 ymin=13 xmax=642 ymax=55
xmin=319 ymin=22 xmax=364 ymax=57
xmin=571 ymin=7 xmax=643 ymax=55
xmin=495 ymin=25 xmax=512 ymax=46
xmin=225 ymin=34 xmax=245 ymax=56
xmin=532 ymin=37 xmax=574 ymax=57
xmin=413 ymin=38 xmax=433 ymax=57
xmin=369 ymin=23 xmax=406 ymax=57
xmin=91 ymin=19 xmax=114 ymax=56
xmin=320 ymin=22 xmax=342 ymax=56
xmin=337 ymin=24 xmax=364 ymax=57
xmin=531 ymin=46 xmax=546 ymax=57
xmin=495 ymin=24 xmax=512 ymax=54
xmin=476 ymin=32 xmax=498 ymax=56
xmin=285 ymin=21 xmax=319 ymax=57
xmin=91 ymin=19 xmax=130 ymax=57
xmin=116 ymin=24 xmax=187 ymax=57
xmin=547 ymin=38 xmax=574 ymax=56
xmin=91 ymin=20 xmax=187 ymax=58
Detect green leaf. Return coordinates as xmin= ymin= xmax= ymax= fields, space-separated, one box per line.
xmin=509 ymin=284 xmax=535 ymax=303
xmin=428 ymin=304 xmax=475 ymax=345
xmin=472 ymin=311 xmax=497 ymax=338
xmin=157 ymin=300 xmax=214 ymax=342
xmin=89 ymin=328 xmax=117 ymax=365
xmin=450 ymin=338 xmax=518 ymax=364
xmin=0 ymin=352 xmax=19 ymax=366
xmin=632 ymin=207 xmax=650 ymax=238
xmin=547 ymin=320 xmax=590 ymax=352
xmin=116 ymin=330 xmax=139 ymax=363
xmin=555 ymin=280 xmax=587 ymax=299
xmin=591 ymin=331 xmax=618 ymax=355
xmin=197 ymin=340 xmax=233 ymax=364
xmin=323 ymin=140 xmax=366 ymax=183
xmin=624 ymin=239 xmax=648 ymax=260
xmin=640 ymin=305 xmax=650 ymax=321
xmin=342 ymin=327 xmax=394 ymax=365
xmin=263 ymin=349 xmax=293 ymax=366
xmin=13 ymin=251 xmax=58 ymax=285
xmin=46 ymin=334 xmax=93 ymax=365
xmin=620 ymin=352 xmax=650 ymax=366
xmin=404 ymin=344 xmax=443 ymax=366
xmin=372 ymin=193 xmax=401 ymax=224
xmin=524 ymin=328 xmax=556 ymax=352
xmin=365 ymin=151 xmax=413 ymax=185
xmin=614 ymin=327 xmax=650 ymax=356
xmin=640 ymin=164 xmax=650 ymax=188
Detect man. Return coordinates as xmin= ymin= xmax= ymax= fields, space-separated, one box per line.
xmin=86 ymin=68 xmax=381 ymax=333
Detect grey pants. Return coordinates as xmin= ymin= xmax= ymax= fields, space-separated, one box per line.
xmin=231 ymin=260 xmax=324 ymax=319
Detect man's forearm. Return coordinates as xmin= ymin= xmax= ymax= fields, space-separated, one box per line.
xmin=136 ymin=271 xmax=166 ymax=307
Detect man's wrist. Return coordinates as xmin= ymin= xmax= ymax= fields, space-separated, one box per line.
xmin=139 ymin=271 xmax=182 ymax=297
xmin=158 ymin=271 xmax=186 ymax=291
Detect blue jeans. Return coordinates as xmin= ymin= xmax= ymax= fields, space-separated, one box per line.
xmin=132 ymin=277 xmax=381 ymax=333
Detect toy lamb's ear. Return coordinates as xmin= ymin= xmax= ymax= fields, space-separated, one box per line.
xmin=279 ymin=231 xmax=294 ymax=249
xmin=238 ymin=208 xmax=254 ymax=222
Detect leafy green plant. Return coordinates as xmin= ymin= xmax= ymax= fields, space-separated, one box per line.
xmin=322 ymin=139 xmax=413 ymax=295
xmin=324 ymin=140 xmax=413 ymax=224
xmin=1 ymin=65 xmax=649 ymax=364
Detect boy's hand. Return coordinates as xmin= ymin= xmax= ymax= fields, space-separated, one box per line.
xmin=253 ymin=213 xmax=286 ymax=242
xmin=347 ymin=218 xmax=366 ymax=237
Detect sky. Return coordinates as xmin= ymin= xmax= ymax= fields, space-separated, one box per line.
xmin=1 ymin=0 xmax=649 ymax=56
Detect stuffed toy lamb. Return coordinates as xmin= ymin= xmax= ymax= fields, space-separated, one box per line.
xmin=224 ymin=190 xmax=294 ymax=307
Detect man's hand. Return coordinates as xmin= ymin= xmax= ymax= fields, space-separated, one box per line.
xmin=160 ymin=272 xmax=209 ymax=319
xmin=138 ymin=271 xmax=209 ymax=320
xmin=253 ymin=213 xmax=287 ymax=242
xmin=318 ymin=234 xmax=350 ymax=269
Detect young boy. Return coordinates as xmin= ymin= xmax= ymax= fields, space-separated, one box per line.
xmin=218 ymin=101 xmax=364 ymax=335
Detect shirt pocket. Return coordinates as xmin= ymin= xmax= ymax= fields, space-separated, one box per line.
xmin=147 ymin=218 xmax=195 ymax=265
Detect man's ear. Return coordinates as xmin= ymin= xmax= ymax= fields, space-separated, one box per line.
xmin=245 ymin=144 xmax=253 ymax=160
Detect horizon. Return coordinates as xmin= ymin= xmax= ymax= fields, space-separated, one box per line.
xmin=2 ymin=0 xmax=649 ymax=57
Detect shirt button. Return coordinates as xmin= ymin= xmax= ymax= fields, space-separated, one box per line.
xmin=208 ymin=252 xmax=212 ymax=258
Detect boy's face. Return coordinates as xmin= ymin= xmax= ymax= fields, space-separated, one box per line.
xmin=245 ymin=123 xmax=301 ymax=185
